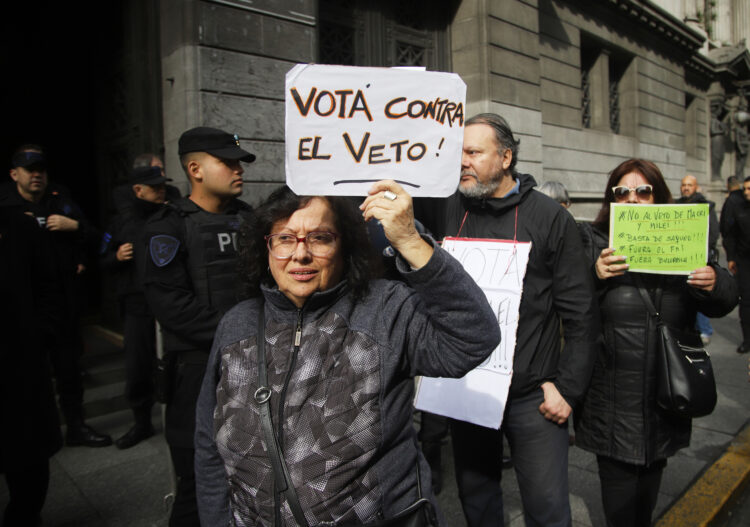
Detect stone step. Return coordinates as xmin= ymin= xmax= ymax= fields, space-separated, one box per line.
xmin=81 ymin=347 xmax=126 ymax=386
xmin=81 ymin=325 xmax=127 ymax=385
xmin=70 ymin=325 xmax=131 ymax=420
xmin=82 ymin=380 xmax=129 ymax=419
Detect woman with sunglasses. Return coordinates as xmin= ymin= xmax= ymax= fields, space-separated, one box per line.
xmin=193 ymin=181 xmax=500 ymax=526
xmin=575 ymin=159 xmax=737 ymax=527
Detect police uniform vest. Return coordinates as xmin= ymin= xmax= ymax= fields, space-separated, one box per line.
xmin=182 ymin=207 xmax=245 ymax=311
xmin=158 ymin=198 xmax=252 ymax=353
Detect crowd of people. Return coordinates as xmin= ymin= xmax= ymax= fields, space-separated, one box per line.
xmin=1 ymin=113 xmax=747 ymax=527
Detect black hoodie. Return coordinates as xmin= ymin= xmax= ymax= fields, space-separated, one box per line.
xmin=415 ymin=173 xmax=599 ymax=406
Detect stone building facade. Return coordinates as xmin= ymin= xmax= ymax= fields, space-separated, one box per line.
xmin=6 ymin=1 xmax=746 ymax=319
xmin=153 ymin=0 xmax=749 ymax=218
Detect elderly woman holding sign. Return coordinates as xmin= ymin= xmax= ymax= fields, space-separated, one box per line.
xmin=575 ymin=159 xmax=737 ymax=527
xmin=194 ymin=180 xmax=500 ymax=526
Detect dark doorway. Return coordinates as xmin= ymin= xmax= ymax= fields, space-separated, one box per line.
xmin=1 ymin=3 xmax=103 ymax=218
xmin=1 ymin=1 xmax=164 ymax=320
xmin=318 ymin=0 xmax=459 ymax=70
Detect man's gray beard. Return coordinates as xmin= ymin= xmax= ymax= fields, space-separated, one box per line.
xmin=459 ymin=173 xmax=502 ymax=199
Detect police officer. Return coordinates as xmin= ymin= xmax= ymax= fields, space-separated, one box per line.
xmin=142 ymin=127 xmax=255 ymax=526
xmin=101 ymin=165 xmax=171 ymax=449
xmin=1 ymin=183 xmax=64 ymax=526
xmin=1 ymin=145 xmax=111 ymax=448
xmin=132 ymin=152 xmax=182 ymax=203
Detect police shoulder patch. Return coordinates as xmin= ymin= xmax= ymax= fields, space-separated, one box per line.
xmin=99 ymin=232 xmax=112 ymax=255
xmin=149 ymin=235 xmax=180 ymax=267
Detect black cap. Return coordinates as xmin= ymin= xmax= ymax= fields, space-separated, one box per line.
xmin=178 ymin=127 xmax=256 ymax=162
xmin=12 ymin=151 xmax=47 ymax=169
xmin=130 ymin=166 xmax=171 ymax=185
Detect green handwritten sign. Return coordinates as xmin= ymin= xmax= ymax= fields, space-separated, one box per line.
xmin=609 ymin=204 xmax=709 ymax=275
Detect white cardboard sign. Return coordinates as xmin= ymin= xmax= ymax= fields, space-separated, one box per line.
xmin=285 ymin=64 xmax=466 ymax=197
xmin=415 ymin=237 xmax=532 ymax=429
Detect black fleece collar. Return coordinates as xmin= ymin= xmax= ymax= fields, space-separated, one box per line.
xmin=260 ymin=279 xmax=350 ymax=322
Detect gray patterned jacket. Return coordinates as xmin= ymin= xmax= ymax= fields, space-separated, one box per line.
xmin=195 ymin=245 xmax=500 ymax=526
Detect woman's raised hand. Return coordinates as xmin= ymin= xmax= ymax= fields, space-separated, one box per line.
xmin=360 ymin=180 xmax=433 ymax=269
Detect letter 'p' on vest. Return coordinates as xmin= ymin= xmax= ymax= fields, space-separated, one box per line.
xmin=183 ymin=210 xmax=247 ymax=314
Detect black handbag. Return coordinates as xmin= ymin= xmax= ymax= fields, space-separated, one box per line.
xmin=254 ymin=305 xmax=437 ymax=527
xmin=636 ymin=281 xmax=717 ymax=418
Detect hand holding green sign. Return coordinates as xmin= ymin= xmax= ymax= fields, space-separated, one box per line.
xmin=608 ymin=203 xmax=709 ymax=275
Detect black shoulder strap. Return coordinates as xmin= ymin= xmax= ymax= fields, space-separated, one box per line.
xmin=254 ymin=304 xmax=310 ymax=527
xmin=634 ymin=274 xmax=662 ymax=323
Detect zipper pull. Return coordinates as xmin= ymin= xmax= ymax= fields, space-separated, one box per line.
xmin=294 ymin=310 xmax=302 ymax=347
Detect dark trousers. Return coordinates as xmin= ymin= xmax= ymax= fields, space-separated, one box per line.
xmin=2 ymin=459 xmax=49 ymax=527
xmin=166 ymin=356 xmax=206 ymax=527
xmin=123 ymin=313 xmax=156 ymax=420
xmin=451 ymin=389 xmax=571 ymax=527
xmin=169 ymin=446 xmax=200 ymax=527
xmin=596 ymin=456 xmax=666 ymax=527
xmin=47 ymin=324 xmax=85 ymax=424
xmin=419 ymin=412 xmax=449 ymax=493
xmin=737 ymin=256 xmax=750 ymax=344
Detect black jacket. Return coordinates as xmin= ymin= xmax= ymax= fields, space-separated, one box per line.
xmin=720 ymin=189 xmax=750 ymax=261
xmin=0 ymin=181 xmax=97 ymax=312
xmin=195 ymin=243 xmax=500 ymax=526
xmin=0 ymin=181 xmax=97 ymax=272
xmin=415 ymin=174 xmax=600 ymax=406
xmin=575 ymin=224 xmax=738 ymax=465
xmin=100 ymin=188 xmax=164 ymax=312
xmin=141 ymin=197 xmax=254 ymax=353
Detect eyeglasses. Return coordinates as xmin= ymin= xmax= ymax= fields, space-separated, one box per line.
xmin=265 ymin=231 xmax=338 ymax=259
xmin=612 ymin=184 xmax=654 ymax=202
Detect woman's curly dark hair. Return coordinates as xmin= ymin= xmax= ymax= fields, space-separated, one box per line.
xmin=239 ymin=186 xmax=379 ymax=301
xmin=592 ymin=158 xmax=673 ymax=231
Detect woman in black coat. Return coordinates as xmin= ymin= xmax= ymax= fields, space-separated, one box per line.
xmin=575 ymin=159 xmax=738 ymax=527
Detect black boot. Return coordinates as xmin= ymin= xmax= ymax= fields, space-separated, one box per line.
xmin=116 ymin=408 xmax=154 ymax=449
xmin=739 ymin=324 xmax=750 ymax=354
xmin=115 ymin=423 xmax=154 ymax=449
xmin=65 ymin=419 xmax=112 ymax=448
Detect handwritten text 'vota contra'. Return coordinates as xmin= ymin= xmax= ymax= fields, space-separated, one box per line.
xmin=290 ymin=87 xmax=464 ymax=164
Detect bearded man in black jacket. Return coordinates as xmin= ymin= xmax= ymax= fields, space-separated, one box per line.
xmin=416 ymin=114 xmax=599 ymax=527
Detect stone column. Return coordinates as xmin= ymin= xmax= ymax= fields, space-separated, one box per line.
xmin=451 ymin=0 xmax=543 ymax=174
xmin=158 ymin=0 xmax=317 ymax=203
